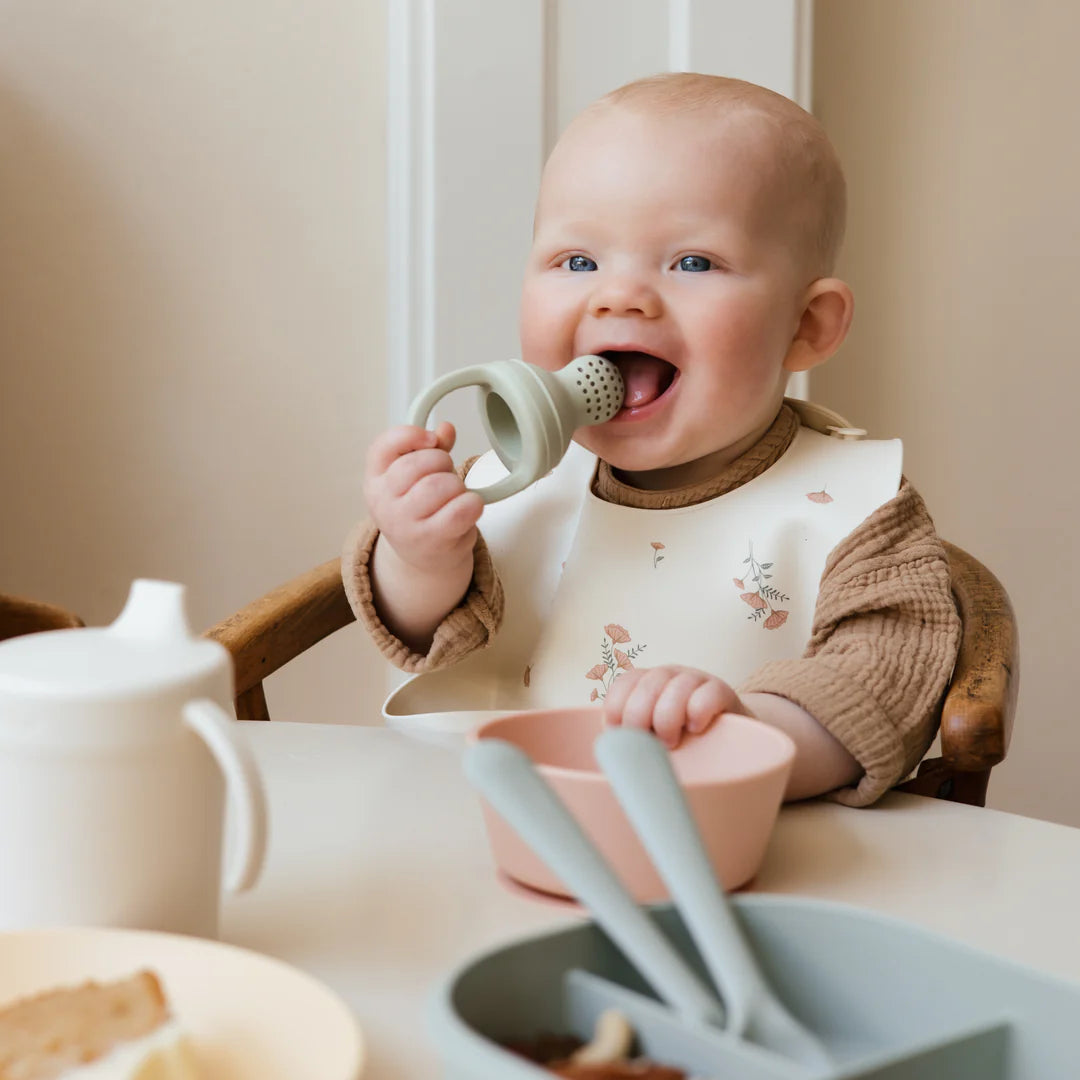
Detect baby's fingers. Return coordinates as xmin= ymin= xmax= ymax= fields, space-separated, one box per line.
xmin=685 ymin=679 xmax=744 ymax=736
xmin=400 ymin=470 xmax=472 ymax=521
xmin=383 ymin=448 xmax=457 ymax=499
xmin=652 ymin=670 xmax=710 ymax=748
xmin=601 ymin=668 xmax=646 ymax=726
xmin=609 ymin=667 xmax=677 ymax=737
xmin=365 ymin=425 xmax=440 ymax=480
xmin=426 ymin=488 xmax=484 ymax=539
xmin=431 ymin=420 xmax=457 ymax=454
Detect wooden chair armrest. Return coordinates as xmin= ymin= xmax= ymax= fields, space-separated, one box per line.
xmin=0 ymin=595 xmax=84 ymax=642
xmin=938 ymin=541 xmax=1019 ymax=771
xmin=895 ymin=758 xmax=990 ymax=805
xmin=204 ymin=558 xmax=356 ymax=699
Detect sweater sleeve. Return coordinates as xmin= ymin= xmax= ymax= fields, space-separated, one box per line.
xmin=340 ymin=455 xmax=505 ymax=673
xmin=738 ymin=479 xmax=961 ymax=807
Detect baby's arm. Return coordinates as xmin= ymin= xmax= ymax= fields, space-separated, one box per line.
xmin=739 ymin=692 xmax=861 ymax=800
xmin=739 ymin=480 xmax=961 ymax=806
xmin=361 ymin=421 xmax=484 ymax=651
xmin=602 ymin=667 xmax=859 ymax=801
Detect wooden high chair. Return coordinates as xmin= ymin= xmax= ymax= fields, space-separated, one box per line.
xmin=893 ymin=541 xmax=1019 ymax=806
xmin=0 ymin=593 xmax=84 ymax=642
xmin=204 ymin=542 xmax=1018 ymax=808
xmin=206 ymin=561 xmax=355 ymax=725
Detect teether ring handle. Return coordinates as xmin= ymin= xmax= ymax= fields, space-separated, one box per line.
xmin=407 ymin=364 xmax=490 ymax=430
xmin=407 ymin=365 xmax=544 ymax=504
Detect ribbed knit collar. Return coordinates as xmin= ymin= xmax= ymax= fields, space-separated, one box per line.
xmin=592 ymin=404 xmax=798 ymax=509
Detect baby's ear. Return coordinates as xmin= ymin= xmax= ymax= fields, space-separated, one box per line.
xmin=782 ymin=278 xmax=854 ymax=373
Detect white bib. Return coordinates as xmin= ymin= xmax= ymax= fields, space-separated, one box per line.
xmin=383 ymin=414 xmax=902 ymax=740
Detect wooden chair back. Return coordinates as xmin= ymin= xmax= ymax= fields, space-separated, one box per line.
xmin=895 ymin=541 xmax=1018 ymax=806
xmin=205 ymin=560 xmax=355 ymax=723
xmin=0 ymin=593 xmax=84 ymax=643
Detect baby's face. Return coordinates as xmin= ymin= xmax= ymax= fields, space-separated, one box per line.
xmin=520 ymin=106 xmax=810 ymax=483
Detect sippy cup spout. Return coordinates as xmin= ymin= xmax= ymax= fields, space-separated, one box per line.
xmin=407 ymin=355 xmax=624 ymax=503
xmin=108 ymin=579 xmax=195 ymax=641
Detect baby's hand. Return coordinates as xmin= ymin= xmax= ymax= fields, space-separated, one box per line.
xmin=363 ymin=421 xmax=484 ymax=575
xmin=602 ymin=665 xmax=747 ymax=749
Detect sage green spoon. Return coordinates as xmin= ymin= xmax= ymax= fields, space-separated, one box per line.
xmin=594 ymin=726 xmax=833 ymax=1070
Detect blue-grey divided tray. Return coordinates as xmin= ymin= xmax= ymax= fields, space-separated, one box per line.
xmin=431 ymin=893 xmax=1080 ymax=1078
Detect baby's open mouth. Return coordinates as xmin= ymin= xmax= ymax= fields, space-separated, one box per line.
xmin=602 ymin=350 xmax=679 ymax=410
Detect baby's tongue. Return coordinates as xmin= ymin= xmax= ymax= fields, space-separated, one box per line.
xmin=612 ymin=352 xmax=670 ymax=408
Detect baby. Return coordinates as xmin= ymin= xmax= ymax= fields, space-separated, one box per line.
xmin=345 ymin=73 xmax=960 ymax=806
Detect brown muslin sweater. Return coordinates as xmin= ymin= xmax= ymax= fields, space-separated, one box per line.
xmin=342 ymin=405 xmax=961 ymax=806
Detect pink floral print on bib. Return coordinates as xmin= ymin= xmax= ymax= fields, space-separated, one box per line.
xmin=586 ymin=623 xmax=648 ymax=701
xmin=734 ymin=542 xmax=790 ymax=630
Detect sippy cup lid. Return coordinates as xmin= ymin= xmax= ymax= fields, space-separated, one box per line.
xmin=0 ymin=579 xmax=228 ymax=701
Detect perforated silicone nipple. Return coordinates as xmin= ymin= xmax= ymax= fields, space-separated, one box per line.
xmin=408 ymin=355 xmax=624 ymax=503
xmin=558 ymin=354 xmax=624 ymax=427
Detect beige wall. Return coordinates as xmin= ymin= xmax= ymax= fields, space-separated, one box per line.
xmin=813 ymin=1 xmax=1080 ymax=823
xmin=0 ymin=2 xmax=387 ymax=724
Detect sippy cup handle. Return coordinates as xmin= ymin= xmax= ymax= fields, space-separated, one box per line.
xmin=407 ymin=356 xmax=623 ymax=503
xmin=183 ymin=699 xmax=269 ymax=893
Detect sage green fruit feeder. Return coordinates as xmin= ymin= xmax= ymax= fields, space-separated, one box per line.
xmin=408 ymin=356 xmax=624 ymax=503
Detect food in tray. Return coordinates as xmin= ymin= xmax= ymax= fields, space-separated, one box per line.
xmin=548 ymin=1060 xmax=686 ymax=1079
xmin=504 ymin=1008 xmax=687 ymax=1080
xmin=0 ymin=970 xmax=199 ymax=1079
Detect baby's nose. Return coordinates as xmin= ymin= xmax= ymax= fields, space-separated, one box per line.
xmin=587 ymin=276 xmax=662 ymax=319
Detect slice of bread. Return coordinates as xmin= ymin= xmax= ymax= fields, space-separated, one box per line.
xmin=0 ymin=971 xmax=170 ymax=1080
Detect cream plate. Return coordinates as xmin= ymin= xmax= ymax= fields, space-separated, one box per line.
xmin=0 ymin=927 xmax=363 ymax=1080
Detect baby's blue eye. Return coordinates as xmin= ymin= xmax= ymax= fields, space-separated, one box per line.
xmin=567 ymin=255 xmax=598 ymax=272
xmin=678 ymin=255 xmax=712 ymax=272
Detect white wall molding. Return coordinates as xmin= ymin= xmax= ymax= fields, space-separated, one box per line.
xmin=386 ymin=0 xmax=435 ymax=427
xmin=386 ymin=0 xmax=814 ymax=431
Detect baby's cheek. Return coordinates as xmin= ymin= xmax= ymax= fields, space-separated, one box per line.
xmin=704 ymin=311 xmax=792 ymax=393
xmin=519 ymin=290 xmax=548 ymax=355
xmin=519 ymin=284 xmax=577 ymax=370
xmin=703 ymin=300 xmax=776 ymax=353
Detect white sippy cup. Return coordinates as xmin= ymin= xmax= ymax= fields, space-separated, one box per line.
xmin=408 ymin=355 xmax=625 ymax=502
xmin=0 ymin=579 xmax=267 ymax=939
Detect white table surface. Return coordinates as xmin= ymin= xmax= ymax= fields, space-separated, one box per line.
xmin=221 ymin=722 xmax=1080 ymax=1080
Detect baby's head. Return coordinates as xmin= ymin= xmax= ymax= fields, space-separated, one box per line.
xmin=520 ymin=73 xmax=853 ymax=486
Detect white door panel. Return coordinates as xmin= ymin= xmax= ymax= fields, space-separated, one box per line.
xmin=553 ymin=1 xmax=671 ymax=135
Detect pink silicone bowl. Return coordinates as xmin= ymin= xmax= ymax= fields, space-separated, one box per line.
xmin=469 ymin=707 xmax=796 ymax=903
